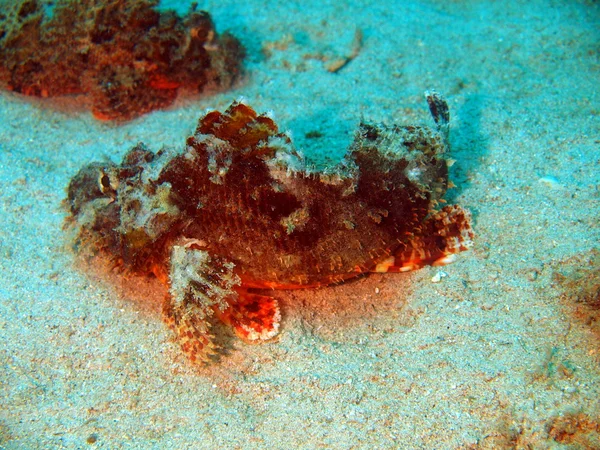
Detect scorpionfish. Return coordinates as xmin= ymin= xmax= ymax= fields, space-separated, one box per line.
xmin=0 ymin=0 xmax=243 ymax=121
xmin=66 ymin=92 xmax=473 ymax=363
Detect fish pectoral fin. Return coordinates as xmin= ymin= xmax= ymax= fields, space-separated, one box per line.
xmin=373 ymin=204 xmax=474 ymax=273
xmin=218 ymin=289 xmax=281 ymax=343
xmin=163 ymin=297 xmax=218 ymax=363
xmin=164 ymin=245 xmax=240 ymax=364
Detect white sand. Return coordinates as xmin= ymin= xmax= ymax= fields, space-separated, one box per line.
xmin=1 ymin=0 xmax=599 ymax=448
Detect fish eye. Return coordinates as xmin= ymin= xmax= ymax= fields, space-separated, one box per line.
xmin=98 ymin=169 xmax=118 ymax=193
xmin=100 ymin=173 xmax=111 ymax=189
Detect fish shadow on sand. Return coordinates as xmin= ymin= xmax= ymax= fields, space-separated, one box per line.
xmin=445 ymin=92 xmax=488 ymax=207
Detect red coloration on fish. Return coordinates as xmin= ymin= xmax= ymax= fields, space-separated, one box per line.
xmin=0 ymin=0 xmax=243 ymax=121
xmin=66 ymin=93 xmax=473 ymax=363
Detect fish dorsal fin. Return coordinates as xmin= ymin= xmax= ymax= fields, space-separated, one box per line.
xmin=196 ymin=102 xmax=280 ymax=151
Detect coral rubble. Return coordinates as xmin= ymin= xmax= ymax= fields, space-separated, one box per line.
xmin=66 ymin=93 xmax=473 ymax=363
xmin=0 ymin=0 xmax=244 ymax=120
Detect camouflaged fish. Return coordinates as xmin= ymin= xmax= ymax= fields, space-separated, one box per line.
xmin=66 ymin=92 xmax=473 ymax=363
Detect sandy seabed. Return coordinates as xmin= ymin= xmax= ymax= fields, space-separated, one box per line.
xmin=1 ymin=0 xmax=599 ymax=448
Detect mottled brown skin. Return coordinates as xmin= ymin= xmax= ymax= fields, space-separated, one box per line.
xmin=159 ymin=106 xmax=449 ymax=287
xmin=66 ymin=95 xmax=473 ymax=363
xmin=0 ymin=0 xmax=244 ymax=121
